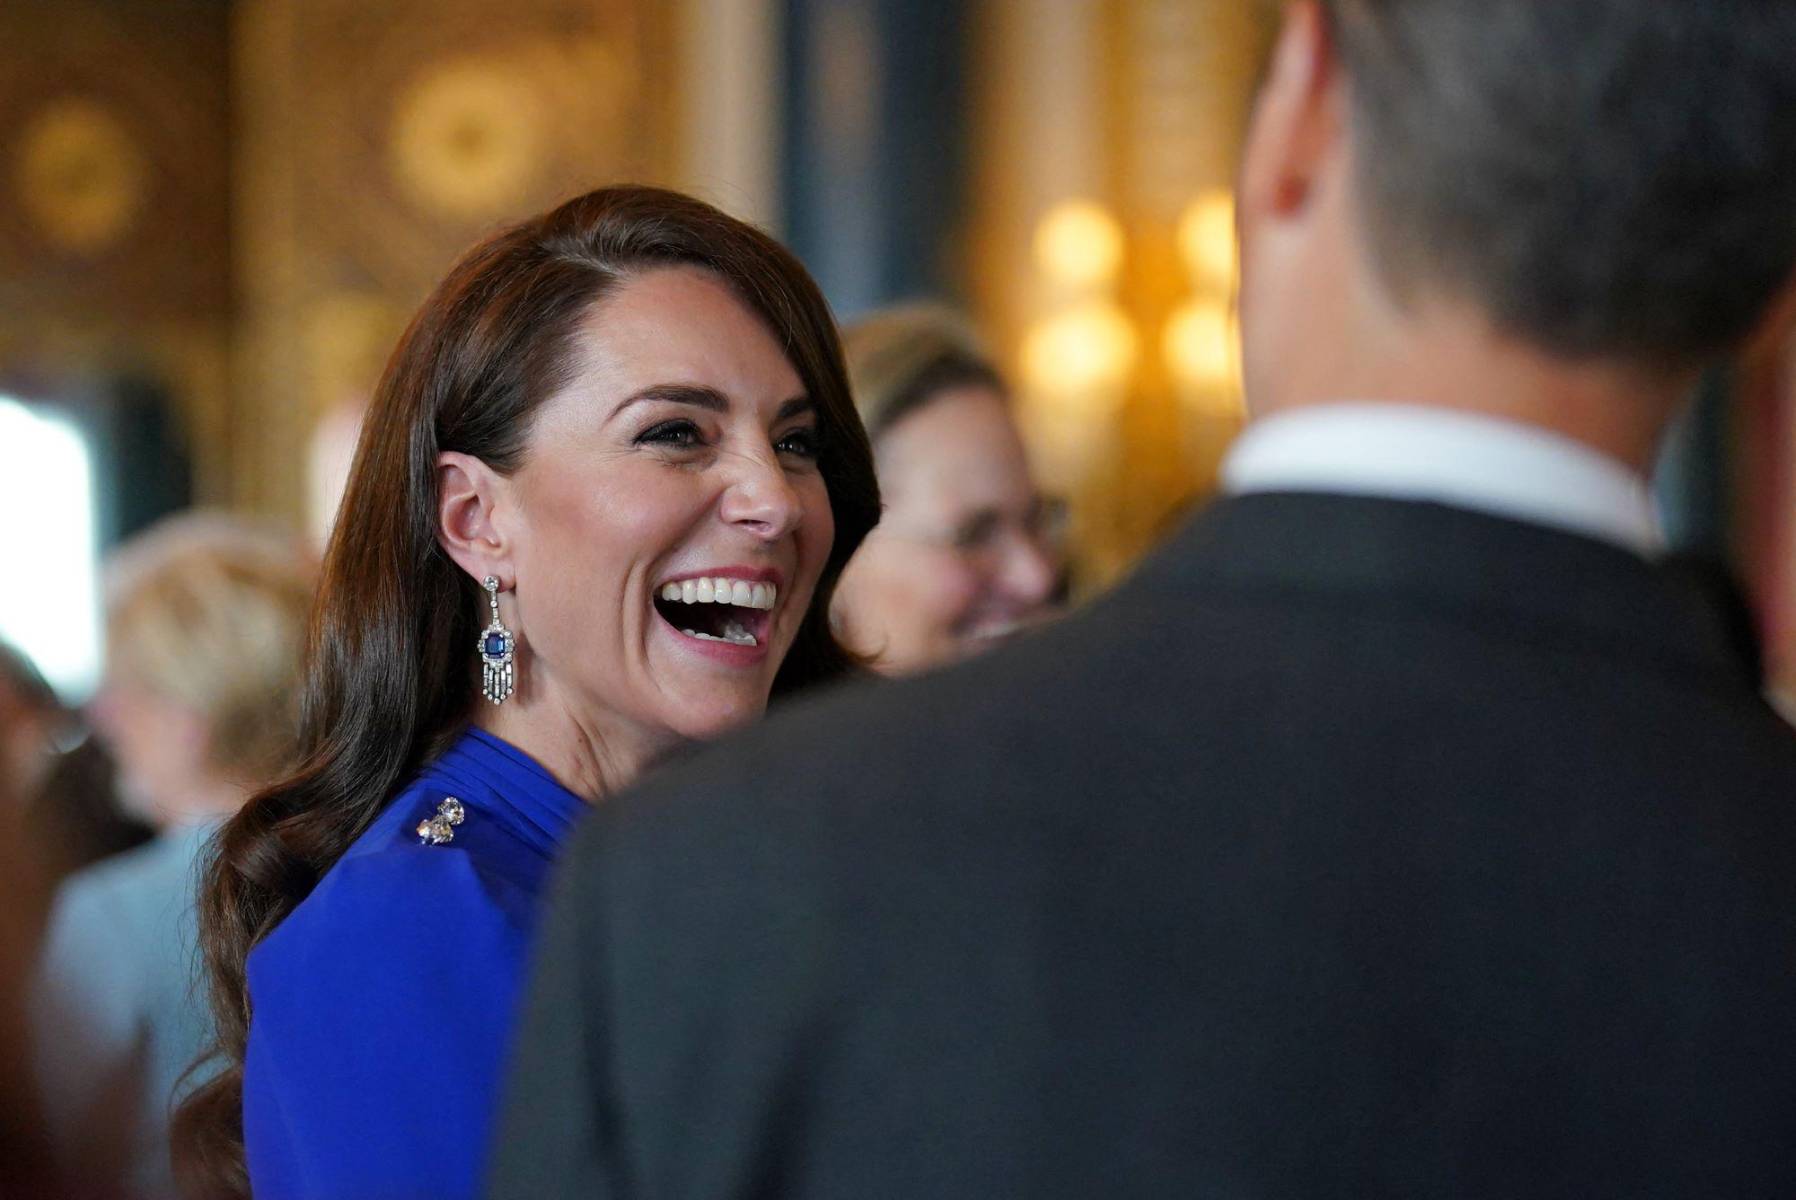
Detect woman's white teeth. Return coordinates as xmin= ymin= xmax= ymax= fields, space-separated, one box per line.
xmin=658 ymin=577 xmax=777 ymax=610
xmin=678 ymin=619 xmax=758 ymax=647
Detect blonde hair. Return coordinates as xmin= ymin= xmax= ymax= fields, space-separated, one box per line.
xmin=841 ymin=304 xmax=1005 ymax=441
xmin=104 ymin=513 xmax=315 ymax=789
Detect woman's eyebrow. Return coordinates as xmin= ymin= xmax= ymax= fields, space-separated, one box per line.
xmin=611 ymin=384 xmax=730 ymax=419
xmin=609 ymin=386 xmax=815 ymax=424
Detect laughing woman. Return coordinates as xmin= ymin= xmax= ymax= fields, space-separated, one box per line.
xmin=171 ymin=187 xmax=879 ymax=1200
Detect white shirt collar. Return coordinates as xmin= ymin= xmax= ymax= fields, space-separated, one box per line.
xmin=1221 ymin=403 xmax=1662 ymax=556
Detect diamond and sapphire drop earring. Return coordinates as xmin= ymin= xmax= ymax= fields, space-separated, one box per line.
xmin=479 ymin=575 xmax=515 ymax=704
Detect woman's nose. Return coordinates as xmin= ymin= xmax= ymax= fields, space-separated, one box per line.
xmin=996 ymin=530 xmax=1059 ymax=607
xmin=719 ymin=453 xmax=805 ymax=541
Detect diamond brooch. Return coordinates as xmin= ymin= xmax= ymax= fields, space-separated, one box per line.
xmin=416 ymin=796 xmax=466 ymax=846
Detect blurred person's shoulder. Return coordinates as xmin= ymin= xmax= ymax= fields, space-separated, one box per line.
xmin=34 ymin=823 xmax=212 ymax=1040
xmin=44 ymin=822 xmax=207 ymax=942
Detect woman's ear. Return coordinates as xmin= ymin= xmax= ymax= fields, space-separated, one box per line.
xmin=436 ymin=451 xmax=513 ymax=589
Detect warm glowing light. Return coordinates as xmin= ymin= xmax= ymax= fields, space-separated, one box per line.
xmin=1163 ymin=298 xmax=1238 ymax=392
xmin=0 ymin=396 xmax=100 ymax=698
xmin=1034 ymin=199 xmax=1126 ymax=289
xmin=1021 ymin=301 xmax=1140 ymax=409
xmin=1177 ymin=189 xmax=1236 ymax=290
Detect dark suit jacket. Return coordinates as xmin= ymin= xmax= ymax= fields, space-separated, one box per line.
xmin=490 ymin=493 xmax=1796 ymax=1199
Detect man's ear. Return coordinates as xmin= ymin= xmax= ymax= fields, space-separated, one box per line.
xmin=436 ymin=451 xmax=513 ymax=589
xmin=1239 ymin=1 xmax=1343 ymax=225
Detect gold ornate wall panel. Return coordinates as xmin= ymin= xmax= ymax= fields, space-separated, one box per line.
xmin=232 ymin=0 xmax=677 ymax=519
xmin=971 ymin=0 xmax=1274 ymax=586
xmin=1112 ymin=0 xmax=1267 ymax=524
xmin=0 ymin=0 xmax=232 ymax=500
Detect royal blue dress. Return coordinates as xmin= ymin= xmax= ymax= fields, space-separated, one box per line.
xmin=242 ymin=727 xmax=585 ymax=1199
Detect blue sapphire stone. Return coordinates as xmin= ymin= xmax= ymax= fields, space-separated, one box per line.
xmin=483 ymin=632 xmax=508 ymax=658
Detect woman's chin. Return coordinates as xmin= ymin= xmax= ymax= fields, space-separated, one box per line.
xmin=665 ymin=695 xmax=769 ymax=744
xmin=648 ymin=670 xmax=775 ymax=738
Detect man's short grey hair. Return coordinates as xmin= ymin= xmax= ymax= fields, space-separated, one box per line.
xmin=1326 ymin=0 xmax=1796 ymax=369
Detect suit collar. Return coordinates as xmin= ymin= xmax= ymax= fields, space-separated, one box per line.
xmin=1147 ymin=492 xmax=1752 ymax=689
xmin=1222 ymin=404 xmax=1662 ymax=556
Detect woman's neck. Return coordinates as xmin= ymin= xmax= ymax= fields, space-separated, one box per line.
xmin=471 ymin=690 xmax=679 ymax=805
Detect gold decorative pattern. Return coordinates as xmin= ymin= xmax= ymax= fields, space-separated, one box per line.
xmin=303 ymin=291 xmax=408 ymax=419
xmin=389 ymin=58 xmax=547 ymax=222
xmin=0 ymin=0 xmax=232 ymax=503
xmin=232 ymin=0 xmax=674 ymax=519
xmin=13 ymin=98 xmax=147 ymax=254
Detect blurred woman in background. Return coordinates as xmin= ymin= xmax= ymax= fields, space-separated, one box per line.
xmin=30 ymin=513 xmax=313 ymax=1199
xmin=831 ymin=305 xmax=1062 ymax=674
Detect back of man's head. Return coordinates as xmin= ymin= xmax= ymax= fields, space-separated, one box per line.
xmin=1329 ymin=0 xmax=1796 ymax=371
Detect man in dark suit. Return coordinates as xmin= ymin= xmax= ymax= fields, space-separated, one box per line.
xmin=491 ymin=1 xmax=1796 ymax=1195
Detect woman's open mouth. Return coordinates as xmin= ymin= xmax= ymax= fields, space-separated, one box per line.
xmin=653 ymin=575 xmax=778 ymax=648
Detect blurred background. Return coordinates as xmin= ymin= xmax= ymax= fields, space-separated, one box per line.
xmin=0 ymin=0 xmax=1792 ymax=707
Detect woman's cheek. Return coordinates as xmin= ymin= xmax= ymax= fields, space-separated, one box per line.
xmin=931 ymin=561 xmax=987 ymax=637
xmin=796 ymin=477 xmax=836 ymax=592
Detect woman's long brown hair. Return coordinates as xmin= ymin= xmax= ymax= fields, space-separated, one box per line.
xmin=171 ymin=185 xmax=880 ymax=1198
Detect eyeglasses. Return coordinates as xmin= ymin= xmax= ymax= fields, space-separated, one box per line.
xmin=877 ymin=495 xmax=1068 ymax=568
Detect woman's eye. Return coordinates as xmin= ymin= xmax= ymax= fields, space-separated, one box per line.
xmin=775 ymin=428 xmax=821 ymax=459
xmin=953 ymin=512 xmax=1002 ymax=551
xmin=637 ymin=419 xmax=703 ymax=448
